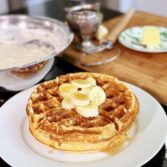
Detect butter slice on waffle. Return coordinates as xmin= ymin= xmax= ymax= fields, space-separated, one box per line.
xmin=26 ymin=72 xmax=139 ymax=152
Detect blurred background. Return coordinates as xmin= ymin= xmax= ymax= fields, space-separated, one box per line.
xmin=0 ymin=0 xmax=166 ymax=17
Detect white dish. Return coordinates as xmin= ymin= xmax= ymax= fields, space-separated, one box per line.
xmin=0 ymin=58 xmax=54 ymax=91
xmin=0 ymin=83 xmax=167 ymax=167
xmin=119 ymin=26 xmax=167 ymax=53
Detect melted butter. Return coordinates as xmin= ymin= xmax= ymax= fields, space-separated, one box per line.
xmin=48 ymin=149 xmax=57 ymax=153
xmin=0 ymin=44 xmax=48 ymax=69
xmin=103 ymin=143 xmax=125 ymax=155
xmin=102 ymin=136 xmax=133 ymax=156
xmin=103 ymin=121 xmax=139 ymax=156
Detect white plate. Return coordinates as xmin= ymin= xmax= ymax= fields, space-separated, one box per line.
xmin=0 ymin=83 xmax=167 ymax=167
xmin=119 ymin=26 xmax=167 ymax=53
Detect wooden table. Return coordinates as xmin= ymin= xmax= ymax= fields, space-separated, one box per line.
xmin=63 ymin=11 xmax=167 ymax=106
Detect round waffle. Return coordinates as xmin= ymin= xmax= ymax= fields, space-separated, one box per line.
xmin=26 ymin=72 xmax=139 ymax=151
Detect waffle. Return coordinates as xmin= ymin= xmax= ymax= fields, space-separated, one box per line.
xmin=11 ymin=61 xmax=48 ymax=76
xmin=26 ymin=72 xmax=139 ymax=151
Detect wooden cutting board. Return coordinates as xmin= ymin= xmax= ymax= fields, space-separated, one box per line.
xmin=62 ymin=11 xmax=167 ymax=106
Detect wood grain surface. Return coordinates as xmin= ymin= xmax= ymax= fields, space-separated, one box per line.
xmin=63 ymin=11 xmax=167 ymax=105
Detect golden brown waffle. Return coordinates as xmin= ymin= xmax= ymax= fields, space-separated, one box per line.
xmin=26 ymin=72 xmax=139 ymax=151
xmin=11 ymin=61 xmax=48 ymax=76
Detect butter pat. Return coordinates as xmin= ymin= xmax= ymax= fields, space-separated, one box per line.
xmin=142 ymin=26 xmax=160 ymax=46
xmin=95 ymin=25 xmax=109 ymax=42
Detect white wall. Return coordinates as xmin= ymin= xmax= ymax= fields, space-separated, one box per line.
xmin=119 ymin=0 xmax=135 ymax=13
xmin=0 ymin=0 xmax=8 ymax=13
xmin=103 ymin=0 xmax=167 ymax=17
xmin=134 ymin=0 xmax=167 ymax=17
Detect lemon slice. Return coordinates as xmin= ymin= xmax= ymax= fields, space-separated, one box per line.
xmin=71 ymin=92 xmax=90 ymax=106
xmin=76 ymin=101 xmax=99 ymax=118
xmin=89 ymin=86 xmax=106 ymax=105
xmin=59 ymin=83 xmax=77 ymax=97
xmin=62 ymin=97 xmax=75 ymax=110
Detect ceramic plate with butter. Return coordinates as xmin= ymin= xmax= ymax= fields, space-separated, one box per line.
xmin=119 ymin=26 xmax=167 ymax=53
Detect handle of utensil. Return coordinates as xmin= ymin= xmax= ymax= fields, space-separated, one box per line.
xmin=108 ymin=9 xmax=135 ymax=44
